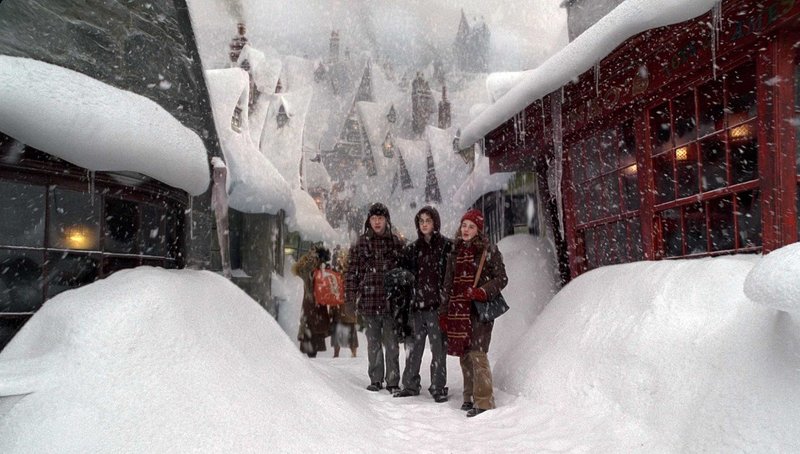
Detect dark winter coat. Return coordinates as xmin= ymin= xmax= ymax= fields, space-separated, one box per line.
xmin=293 ymin=252 xmax=331 ymax=338
xmin=440 ymin=234 xmax=508 ymax=354
xmin=404 ymin=206 xmax=453 ymax=312
xmin=345 ymin=226 xmax=405 ymax=317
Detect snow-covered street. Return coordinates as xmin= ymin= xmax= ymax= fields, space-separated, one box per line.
xmin=2 ymin=236 xmax=798 ymax=452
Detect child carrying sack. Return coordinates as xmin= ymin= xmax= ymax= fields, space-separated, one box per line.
xmin=313 ymin=267 xmax=345 ymax=306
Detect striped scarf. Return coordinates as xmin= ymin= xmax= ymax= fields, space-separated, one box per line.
xmin=447 ymin=240 xmax=479 ymax=357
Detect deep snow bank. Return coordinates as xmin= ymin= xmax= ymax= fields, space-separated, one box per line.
xmin=0 ymin=267 xmax=379 ymax=453
xmin=495 ymin=255 xmax=800 ymax=452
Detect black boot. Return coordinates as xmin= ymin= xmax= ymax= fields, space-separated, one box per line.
xmin=460 ymin=401 xmax=474 ymax=411
xmin=366 ymin=382 xmax=383 ymax=392
xmin=393 ymin=388 xmax=419 ymax=397
xmin=385 ymin=385 xmax=400 ymax=394
xmin=466 ymin=407 xmax=487 ymax=417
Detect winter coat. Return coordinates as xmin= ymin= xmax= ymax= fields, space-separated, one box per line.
xmin=345 ymin=227 xmax=405 ymax=317
xmin=440 ymin=234 xmax=508 ymax=355
xmin=404 ymin=206 xmax=453 ymax=312
xmin=293 ymin=251 xmax=331 ymax=337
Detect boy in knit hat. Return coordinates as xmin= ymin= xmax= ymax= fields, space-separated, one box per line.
xmin=345 ymin=203 xmax=406 ymax=392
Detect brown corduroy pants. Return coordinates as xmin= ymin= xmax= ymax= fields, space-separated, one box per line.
xmin=460 ymin=351 xmax=496 ymax=410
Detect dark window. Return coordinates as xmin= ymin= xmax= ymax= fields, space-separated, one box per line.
xmin=736 ymin=190 xmax=761 ymax=248
xmin=0 ymin=181 xmax=45 ymax=247
xmin=660 ymin=208 xmax=682 ymax=257
xmin=140 ymin=204 xmax=167 ymax=257
xmin=649 ymin=102 xmax=672 ymax=154
xmin=729 ymin=123 xmax=758 ymax=184
xmin=653 ymin=152 xmax=675 ymax=204
xmin=700 ymin=135 xmax=727 ymax=191
xmin=708 ymin=196 xmax=734 ymax=251
xmin=676 ymin=143 xmax=699 ymax=198
xmin=684 ymin=202 xmax=707 ymax=254
xmin=104 ymin=198 xmax=140 ymax=254
xmin=698 ymin=79 xmax=724 ymax=137
xmin=673 ymin=90 xmax=697 ymax=146
xmin=45 ymin=252 xmax=100 ymax=298
xmin=0 ymin=250 xmax=44 ymax=312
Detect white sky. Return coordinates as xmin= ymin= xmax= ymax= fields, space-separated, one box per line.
xmin=188 ymin=0 xmax=568 ymax=72
xmin=2 ymin=236 xmax=798 ymax=452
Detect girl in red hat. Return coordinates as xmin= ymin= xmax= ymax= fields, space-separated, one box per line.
xmin=439 ymin=208 xmax=508 ymax=417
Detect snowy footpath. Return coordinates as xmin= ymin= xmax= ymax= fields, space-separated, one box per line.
xmin=1 ymin=235 xmax=799 ymax=453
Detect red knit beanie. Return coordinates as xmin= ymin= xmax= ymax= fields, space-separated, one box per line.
xmin=460 ymin=209 xmax=484 ymax=233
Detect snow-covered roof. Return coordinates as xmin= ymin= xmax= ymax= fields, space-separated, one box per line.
xmin=204 ymin=68 xmax=294 ymax=215
xmin=285 ymin=188 xmax=344 ymax=244
xmin=0 ymin=56 xmax=210 ymax=195
xmin=302 ymin=154 xmax=332 ymax=192
xmin=459 ymin=0 xmax=720 ymax=149
xmin=259 ymin=88 xmax=314 ymax=189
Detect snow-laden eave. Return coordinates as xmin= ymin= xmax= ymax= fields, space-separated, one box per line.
xmin=459 ymin=0 xmax=720 ymax=150
xmin=0 ymin=56 xmax=210 ymax=195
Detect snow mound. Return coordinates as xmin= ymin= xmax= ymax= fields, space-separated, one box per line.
xmin=0 ymin=267 xmax=375 ymax=453
xmin=495 ymin=256 xmax=800 ymax=452
xmin=744 ymin=243 xmax=800 ymax=313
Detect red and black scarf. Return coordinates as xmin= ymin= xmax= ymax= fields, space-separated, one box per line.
xmin=447 ymin=240 xmax=480 ymax=357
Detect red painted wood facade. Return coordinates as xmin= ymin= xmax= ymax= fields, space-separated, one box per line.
xmin=485 ymin=0 xmax=800 ymax=278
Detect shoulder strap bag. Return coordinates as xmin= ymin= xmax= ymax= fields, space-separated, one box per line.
xmin=472 ymin=248 xmax=509 ymax=323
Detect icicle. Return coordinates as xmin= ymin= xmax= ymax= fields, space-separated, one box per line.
xmin=711 ymin=1 xmax=722 ymax=80
xmin=594 ymin=62 xmax=600 ymax=96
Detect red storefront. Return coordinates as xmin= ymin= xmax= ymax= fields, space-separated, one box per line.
xmin=483 ymin=0 xmax=800 ymax=279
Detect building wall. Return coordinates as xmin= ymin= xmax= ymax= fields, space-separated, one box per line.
xmin=564 ymin=0 xmax=625 ymax=41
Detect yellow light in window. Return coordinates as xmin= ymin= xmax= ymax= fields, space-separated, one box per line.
xmin=675 ymin=147 xmax=689 ymax=161
xmin=622 ymin=164 xmax=638 ymax=175
xmin=65 ymin=226 xmax=92 ymax=250
xmin=730 ymin=123 xmax=753 ymax=140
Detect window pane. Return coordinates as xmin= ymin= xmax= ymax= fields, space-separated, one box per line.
xmin=596 ymin=225 xmax=612 ymax=266
xmin=0 ymin=181 xmax=45 ymax=247
xmin=729 ymin=123 xmax=758 ymax=184
xmin=701 ymin=136 xmax=727 ymax=191
xmin=605 ymin=174 xmax=620 ymax=216
xmin=589 ymin=178 xmax=604 ymax=221
xmin=102 ymin=256 xmax=141 ymax=276
xmin=676 ymin=143 xmax=699 ymax=198
xmin=654 ymin=152 xmax=675 ymax=204
xmin=576 ymin=185 xmax=588 ymax=225
xmin=621 ymin=165 xmax=640 ymax=212
xmin=685 ymin=202 xmax=707 ymax=254
xmin=105 ymin=198 xmax=140 ymax=254
xmin=673 ymin=90 xmax=697 ymax=146
xmin=660 ymin=209 xmax=682 ymax=257
xmin=736 ymin=189 xmax=761 ymax=248
xmin=600 ymin=129 xmax=617 ymax=174
xmin=649 ymin=102 xmax=672 ymax=154
xmin=727 ymin=62 xmax=757 ymax=125
xmin=140 ymin=204 xmax=166 ymax=256
xmin=165 ymin=206 xmax=182 ymax=261
xmin=585 ymin=137 xmax=601 ymax=180
xmin=618 ymin=119 xmax=637 ymax=167
xmin=629 ymin=217 xmax=644 ymax=261
xmin=49 ymin=189 xmax=100 ymax=251
xmin=697 ymin=79 xmax=724 ymax=137
xmin=708 ymin=196 xmax=734 ymax=251
xmin=45 ymin=252 xmax=99 ymax=298
xmin=0 ymin=250 xmax=43 ymax=312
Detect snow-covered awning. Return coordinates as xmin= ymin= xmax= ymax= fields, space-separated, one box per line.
xmin=204 ymin=68 xmax=294 ymax=215
xmin=459 ymin=0 xmax=720 ymax=149
xmin=0 ymin=56 xmax=210 ymax=195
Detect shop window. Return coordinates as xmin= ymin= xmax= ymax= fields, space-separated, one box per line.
xmin=708 ymin=196 xmax=734 ymax=251
xmin=649 ymin=102 xmax=672 ymax=154
xmin=673 ymin=90 xmax=697 ymax=146
xmin=584 ymin=136 xmax=601 ymax=180
xmin=584 ymin=228 xmax=596 ymax=269
xmin=0 ymin=250 xmax=44 ymax=312
xmin=102 ymin=256 xmax=141 ymax=276
xmin=621 ymin=165 xmax=640 ymax=211
xmin=614 ymin=220 xmax=627 ymax=263
xmin=604 ymin=174 xmax=620 ymax=215
xmin=618 ymin=120 xmax=637 ymax=167
xmin=45 ymin=252 xmax=99 ymax=298
xmin=697 ymin=79 xmax=724 ymax=137
xmin=684 ymin=202 xmax=707 ymax=254
xmin=676 ymin=143 xmax=699 ymax=198
xmin=729 ymin=122 xmax=758 ymax=184
xmin=653 ymin=152 xmax=675 ymax=204
xmin=104 ymin=198 xmax=140 ymax=254
xmin=599 ymin=129 xmax=617 ymax=174
xmin=48 ymin=188 xmax=100 ymax=251
xmin=736 ymin=190 xmax=761 ymax=248
xmin=660 ymin=208 xmax=682 ymax=257
xmin=629 ymin=218 xmax=644 ymax=260
xmin=0 ymin=180 xmax=45 ymax=247
xmin=700 ymin=135 xmax=727 ymax=191
xmin=140 ymin=204 xmax=167 ymax=256
xmin=726 ymin=62 xmax=757 ymax=125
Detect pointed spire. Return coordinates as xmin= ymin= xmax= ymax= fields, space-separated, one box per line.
xmin=275 ymin=78 xmax=283 ymax=93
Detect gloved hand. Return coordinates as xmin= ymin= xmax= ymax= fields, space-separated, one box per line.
xmin=465 ymin=286 xmax=488 ymax=302
xmin=438 ymin=314 xmax=448 ymax=333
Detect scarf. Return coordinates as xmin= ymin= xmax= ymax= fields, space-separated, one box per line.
xmin=447 ymin=240 xmax=480 ymax=357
